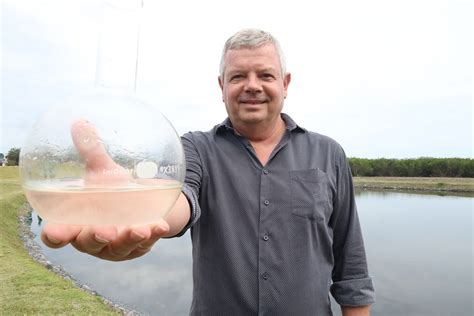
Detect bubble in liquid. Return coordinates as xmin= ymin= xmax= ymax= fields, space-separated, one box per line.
xmin=20 ymin=91 xmax=185 ymax=225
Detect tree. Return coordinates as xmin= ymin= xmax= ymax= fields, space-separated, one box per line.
xmin=6 ymin=147 xmax=20 ymax=166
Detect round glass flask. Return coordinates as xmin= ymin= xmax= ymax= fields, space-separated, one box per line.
xmin=19 ymin=1 xmax=185 ymax=225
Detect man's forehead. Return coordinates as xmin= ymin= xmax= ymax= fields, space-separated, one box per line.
xmin=224 ymin=45 xmax=279 ymax=69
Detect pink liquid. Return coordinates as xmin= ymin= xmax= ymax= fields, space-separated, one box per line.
xmin=23 ymin=179 xmax=182 ymax=225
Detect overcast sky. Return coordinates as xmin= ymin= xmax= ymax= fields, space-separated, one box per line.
xmin=1 ymin=0 xmax=472 ymax=158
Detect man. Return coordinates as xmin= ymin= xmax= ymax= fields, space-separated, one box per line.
xmin=43 ymin=29 xmax=375 ymax=315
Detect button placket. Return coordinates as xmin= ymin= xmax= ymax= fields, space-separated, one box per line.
xmin=259 ymin=164 xmax=273 ymax=309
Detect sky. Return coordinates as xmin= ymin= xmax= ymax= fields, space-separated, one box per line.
xmin=1 ymin=0 xmax=472 ymax=159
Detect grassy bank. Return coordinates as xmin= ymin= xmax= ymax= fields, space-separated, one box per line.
xmin=0 ymin=166 xmax=119 ymax=315
xmin=353 ymin=176 xmax=474 ymax=193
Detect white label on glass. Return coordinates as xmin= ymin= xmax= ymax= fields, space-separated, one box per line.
xmin=136 ymin=161 xmax=158 ymax=179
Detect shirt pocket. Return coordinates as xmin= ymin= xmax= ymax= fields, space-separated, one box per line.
xmin=289 ymin=169 xmax=332 ymax=221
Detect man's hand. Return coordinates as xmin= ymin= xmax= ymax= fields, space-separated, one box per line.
xmin=41 ymin=221 xmax=170 ymax=261
xmin=40 ymin=119 xmax=172 ymax=261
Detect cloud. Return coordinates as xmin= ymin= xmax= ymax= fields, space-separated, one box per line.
xmin=1 ymin=0 xmax=471 ymax=157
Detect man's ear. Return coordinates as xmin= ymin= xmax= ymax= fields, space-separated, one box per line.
xmin=218 ymin=76 xmax=224 ymax=90
xmin=218 ymin=76 xmax=224 ymax=102
xmin=283 ymin=72 xmax=291 ymax=98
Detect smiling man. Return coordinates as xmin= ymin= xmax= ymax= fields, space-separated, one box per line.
xmin=42 ymin=28 xmax=375 ymax=315
xmin=218 ymin=41 xmax=290 ymax=167
xmin=180 ymin=28 xmax=375 ymax=315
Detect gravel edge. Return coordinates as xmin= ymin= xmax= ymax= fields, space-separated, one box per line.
xmin=17 ymin=203 xmax=145 ymax=316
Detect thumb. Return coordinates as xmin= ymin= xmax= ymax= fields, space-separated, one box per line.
xmin=71 ymin=119 xmax=117 ymax=171
xmin=71 ymin=119 xmax=130 ymax=185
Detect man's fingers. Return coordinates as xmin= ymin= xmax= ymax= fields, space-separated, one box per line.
xmin=138 ymin=220 xmax=170 ymax=249
xmin=72 ymin=226 xmax=118 ymax=254
xmin=99 ymin=220 xmax=170 ymax=260
xmin=42 ymin=220 xmax=170 ymax=261
xmin=41 ymin=223 xmax=83 ymax=248
xmin=105 ymin=225 xmax=153 ymax=257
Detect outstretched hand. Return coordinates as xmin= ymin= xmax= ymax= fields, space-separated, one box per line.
xmin=41 ymin=119 xmax=171 ymax=261
xmin=42 ymin=221 xmax=170 ymax=261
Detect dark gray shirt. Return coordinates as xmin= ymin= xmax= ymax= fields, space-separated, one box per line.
xmin=180 ymin=114 xmax=375 ymax=316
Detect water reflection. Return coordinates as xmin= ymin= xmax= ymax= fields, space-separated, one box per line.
xmin=354 ymin=191 xmax=473 ymax=316
xmin=30 ymin=191 xmax=473 ymax=316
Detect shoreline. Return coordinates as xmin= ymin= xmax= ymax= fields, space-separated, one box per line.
xmin=353 ymin=176 xmax=474 ymax=195
xmin=17 ymin=203 xmax=144 ymax=316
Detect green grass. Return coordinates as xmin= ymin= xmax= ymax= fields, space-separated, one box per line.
xmin=353 ymin=176 xmax=474 ymax=193
xmin=0 ymin=166 xmax=119 ymax=315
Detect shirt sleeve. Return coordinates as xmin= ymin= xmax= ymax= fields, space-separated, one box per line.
xmin=168 ymin=133 xmax=202 ymax=237
xmin=329 ymin=148 xmax=376 ymax=306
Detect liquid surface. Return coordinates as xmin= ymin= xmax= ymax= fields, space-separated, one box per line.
xmin=23 ymin=179 xmax=182 ymax=225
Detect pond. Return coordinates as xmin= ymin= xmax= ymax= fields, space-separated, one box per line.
xmin=29 ymin=191 xmax=473 ymax=316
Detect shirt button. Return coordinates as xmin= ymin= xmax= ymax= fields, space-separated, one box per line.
xmin=263 ymin=235 xmax=269 ymax=241
xmin=262 ymin=272 xmax=269 ymax=280
xmin=262 ymin=168 xmax=269 ymax=175
xmin=264 ymin=200 xmax=270 ymax=206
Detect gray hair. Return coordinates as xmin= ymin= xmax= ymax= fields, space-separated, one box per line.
xmin=219 ymin=28 xmax=287 ymax=79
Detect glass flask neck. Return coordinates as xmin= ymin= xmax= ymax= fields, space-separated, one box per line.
xmin=95 ymin=0 xmax=143 ymax=94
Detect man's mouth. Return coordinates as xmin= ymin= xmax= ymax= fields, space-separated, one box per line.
xmin=239 ymin=99 xmax=266 ymax=105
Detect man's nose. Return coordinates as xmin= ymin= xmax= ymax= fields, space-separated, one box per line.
xmin=244 ymin=74 xmax=262 ymax=93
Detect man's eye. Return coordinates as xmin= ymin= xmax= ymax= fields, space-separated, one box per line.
xmin=230 ymin=74 xmax=243 ymax=81
xmin=261 ymin=73 xmax=275 ymax=80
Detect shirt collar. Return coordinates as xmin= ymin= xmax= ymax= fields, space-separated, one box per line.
xmin=215 ymin=113 xmax=306 ymax=134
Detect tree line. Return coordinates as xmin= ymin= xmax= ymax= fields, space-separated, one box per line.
xmin=348 ymin=157 xmax=474 ymax=178
xmin=3 ymin=147 xmax=473 ymax=178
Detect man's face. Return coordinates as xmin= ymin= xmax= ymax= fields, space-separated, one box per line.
xmin=219 ymin=44 xmax=291 ymax=129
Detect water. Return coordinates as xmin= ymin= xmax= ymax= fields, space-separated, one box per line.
xmin=24 ymin=179 xmax=182 ymax=225
xmin=29 ymin=191 xmax=473 ymax=315
xmin=353 ymin=191 xmax=473 ymax=316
